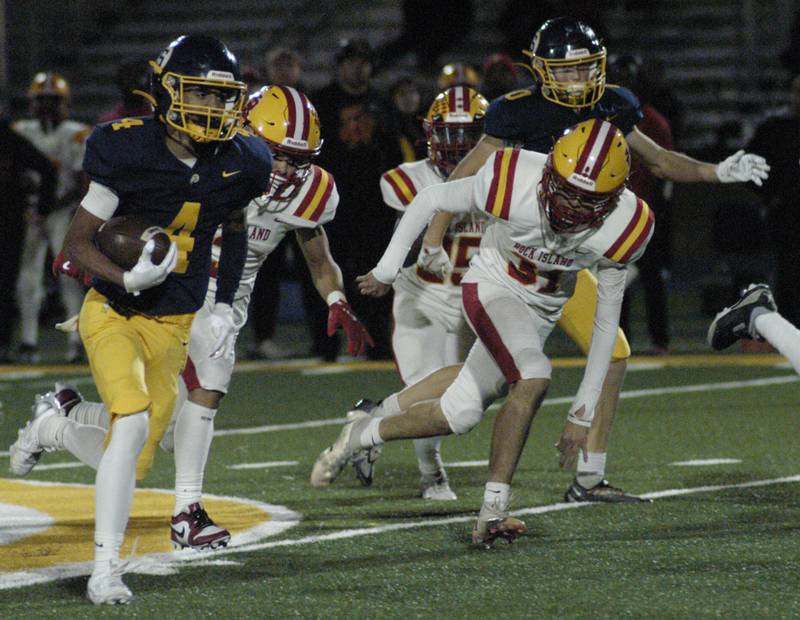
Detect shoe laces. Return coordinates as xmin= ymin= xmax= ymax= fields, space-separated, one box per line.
xmin=189 ymin=505 xmax=214 ymax=529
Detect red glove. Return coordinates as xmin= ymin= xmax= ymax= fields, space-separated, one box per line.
xmin=52 ymin=251 xmax=92 ymax=288
xmin=327 ymin=298 xmax=374 ymax=357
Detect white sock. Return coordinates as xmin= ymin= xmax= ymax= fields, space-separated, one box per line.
xmin=70 ymin=401 xmax=109 ymax=429
xmin=754 ymin=312 xmax=800 ymax=374
xmin=483 ymin=481 xmax=510 ymax=506
xmin=359 ymin=418 xmax=384 ymax=448
xmin=173 ymin=401 xmax=216 ymax=514
xmin=94 ymin=412 xmax=148 ymax=568
xmin=375 ymin=393 xmax=401 ymax=418
xmin=576 ymin=452 xmax=607 ymax=489
xmin=413 ymin=436 xmax=443 ymax=477
xmin=61 ymin=422 xmax=106 ymax=470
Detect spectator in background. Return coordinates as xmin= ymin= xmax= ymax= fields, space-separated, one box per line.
xmin=608 ymin=53 xmax=674 ymax=354
xmin=481 ymin=53 xmax=520 ymax=100
xmin=14 ymin=72 xmax=89 ymax=363
xmin=437 ymin=62 xmax=480 ymax=91
xmin=0 ymin=111 xmax=57 ymax=362
xmin=389 ymin=76 xmax=427 ymax=162
xmin=745 ymin=75 xmax=800 ymax=327
xmin=265 ymin=47 xmax=304 ymax=90
xmin=313 ymin=38 xmax=403 ymax=360
xmin=376 ymin=0 xmax=475 ymax=73
xmin=96 ymin=58 xmax=151 ymax=123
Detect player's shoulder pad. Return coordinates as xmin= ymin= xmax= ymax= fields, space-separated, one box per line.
xmin=477 ymin=148 xmax=544 ymax=221
xmin=281 ymin=164 xmax=338 ymax=227
xmin=381 ymin=159 xmax=435 ymax=210
xmin=591 ymin=191 xmax=654 ymax=265
xmin=83 ymin=117 xmax=155 ymax=183
xmin=232 ymin=129 xmax=273 ymax=191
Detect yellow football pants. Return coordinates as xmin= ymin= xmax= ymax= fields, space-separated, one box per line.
xmin=79 ymin=288 xmax=194 ymax=479
xmin=558 ymin=269 xmax=631 ymax=361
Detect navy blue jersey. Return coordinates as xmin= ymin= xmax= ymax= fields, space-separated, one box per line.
xmin=83 ymin=117 xmax=271 ymax=315
xmin=484 ymin=84 xmax=643 ymax=154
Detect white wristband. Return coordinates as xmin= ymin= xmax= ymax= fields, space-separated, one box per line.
xmin=326 ymin=290 xmax=346 ymax=306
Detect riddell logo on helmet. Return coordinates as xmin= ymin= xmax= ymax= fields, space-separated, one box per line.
xmin=283 ymin=137 xmax=309 ymax=148
xmin=565 ymin=48 xmax=590 ymax=59
xmin=206 ymin=70 xmax=235 ymax=81
xmin=447 ymin=112 xmax=472 ymax=122
xmin=568 ymin=172 xmax=596 ymax=191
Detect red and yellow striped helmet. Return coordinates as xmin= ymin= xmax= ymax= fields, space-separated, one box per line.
xmin=423 ymin=86 xmax=489 ymax=177
xmin=244 ymin=85 xmax=323 ymax=209
xmin=540 ymin=119 xmax=629 ymax=233
xmin=28 ymin=72 xmax=70 ymax=99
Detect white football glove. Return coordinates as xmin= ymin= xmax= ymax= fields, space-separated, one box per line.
xmin=122 ymin=239 xmax=178 ymax=294
xmin=416 ymin=244 xmax=452 ymax=280
xmin=715 ymin=150 xmax=770 ymax=186
xmin=208 ymin=302 xmax=235 ymax=360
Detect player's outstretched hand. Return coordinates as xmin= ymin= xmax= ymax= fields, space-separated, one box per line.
xmin=416 ymin=244 xmax=452 ymax=280
xmin=715 ymin=150 xmax=770 ymax=186
xmin=357 ymin=271 xmax=392 ymax=297
xmin=556 ymin=419 xmax=589 ymax=470
xmin=209 ymin=303 xmax=235 ymax=359
xmin=327 ymin=299 xmax=374 ymax=357
xmin=123 ymin=240 xmax=177 ymax=294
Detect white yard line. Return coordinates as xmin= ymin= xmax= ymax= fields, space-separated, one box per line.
xmin=227 ymin=461 xmax=299 ymax=470
xmin=670 ymin=458 xmax=742 ymax=466
xmin=212 ymin=374 xmax=800 ymax=438
xmin=173 ymin=474 xmax=800 ymax=559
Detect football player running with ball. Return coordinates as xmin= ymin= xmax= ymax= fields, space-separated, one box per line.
xmin=16 ymin=86 xmax=371 ymax=555
xmin=9 ymin=35 xmax=271 ymax=605
xmin=321 ymin=119 xmax=653 ymax=547
xmin=408 ymin=17 xmax=769 ymax=503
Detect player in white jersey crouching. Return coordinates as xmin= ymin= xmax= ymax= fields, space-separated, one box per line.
xmin=314 ymin=119 xmax=654 ymax=547
xmin=13 ymin=85 xmax=372 ymax=549
xmin=345 ymin=87 xmax=489 ymax=500
xmin=13 ymin=72 xmax=90 ymax=363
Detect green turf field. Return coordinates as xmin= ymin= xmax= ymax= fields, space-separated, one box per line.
xmin=1 ymin=357 xmax=800 ymax=618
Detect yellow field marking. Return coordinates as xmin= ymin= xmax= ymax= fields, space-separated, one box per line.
xmin=0 ymin=479 xmax=289 ymax=574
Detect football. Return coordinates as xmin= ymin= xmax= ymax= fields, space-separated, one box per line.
xmin=94 ymin=216 xmax=171 ymax=270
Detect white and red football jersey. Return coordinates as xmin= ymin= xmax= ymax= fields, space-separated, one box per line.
xmin=205 ymin=164 xmax=338 ymax=328
xmin=468 ymin=148 xmax=653 ymax=318
xmin=13 ymin=119 xmax=89 ymax=204
xmin=381 ymin=159 xmax=486 ymax=298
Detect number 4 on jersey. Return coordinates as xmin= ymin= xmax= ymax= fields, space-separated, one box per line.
xmin=165 ymin=201 xmax=200 ymax=273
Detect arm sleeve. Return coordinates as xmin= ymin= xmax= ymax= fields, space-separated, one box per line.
xmin=214 ymin=219 xmax=248 ymax=305
xmin=372 ymin=176 xmax=475 ymax=284
xmin=80 ymin=181 xmax=119 ymax=220
xmin=568 ymin=264 xmax=627 ymax=426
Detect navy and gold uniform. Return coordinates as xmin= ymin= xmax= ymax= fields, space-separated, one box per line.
xmin=485 ymin=84 xmax=642 ymax=154
xmin=79 ymin=117 xmax=270 ymax=478
xmin=84 ymin=117 xmax=270 ymax=315
xmin=483 ymin=84 xmax=643 ymax=361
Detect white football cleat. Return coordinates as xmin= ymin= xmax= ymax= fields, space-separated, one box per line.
xmin=420 ymin=471 xmax=458 ymax=501
xmin=472 ymin=495 xmax=527 ymax=549
xmin=9 ymin=393 xmax=60 ymax=475
xmin=310 ymin=410 xmax=371 ymax=487
xmin=87 ymin=561 xmax=133 ymax=605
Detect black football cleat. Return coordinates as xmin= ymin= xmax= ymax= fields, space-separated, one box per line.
xmin=707 ymin=283 xmax=777 ymax=351
xmin=564 ymin=479 xmax=652 ymax=503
